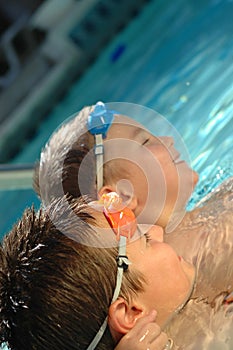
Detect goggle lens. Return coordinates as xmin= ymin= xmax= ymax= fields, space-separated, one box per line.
xmin=94 ymin=192 xmax=137 ymax=240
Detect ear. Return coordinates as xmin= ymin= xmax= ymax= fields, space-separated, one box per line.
xmin=98 ymin=184 xmax=116 ymax=199
xmin=98 ymin=183 xmax=138 ymax=211
xmin=108 ymin=297 xmax=144 ymax=339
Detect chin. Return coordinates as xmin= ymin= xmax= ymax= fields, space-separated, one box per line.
xmin=193 ymin=170 xmax=199 ymax=186
xmin=182 ymin=259 xmax=196 ymax=286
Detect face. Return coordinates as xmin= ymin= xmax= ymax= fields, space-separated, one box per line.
xmin=126 ymin=225 xmax=195 ymax=326
xmin=104 ymin=116 xmax=199 ymax=230
xmin=92 ymin=208 xmax=195 ymax=327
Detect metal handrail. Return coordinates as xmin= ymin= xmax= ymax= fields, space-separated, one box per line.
xmin=0 ymin=15 xmax=29 ymax=89
xmin=0 ymin=163 xmax=34 ymax=190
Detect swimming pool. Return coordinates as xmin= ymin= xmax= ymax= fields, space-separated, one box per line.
xmin=0 ymin=0 xmax=233 ymax=240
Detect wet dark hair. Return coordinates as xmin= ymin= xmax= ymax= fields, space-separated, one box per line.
xmin=0 ymin=197 xmax=145 ymax=350
xmin=33 ymin=106 xmax=97 ymax=205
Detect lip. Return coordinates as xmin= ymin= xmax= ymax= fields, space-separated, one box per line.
xmin=171 ymin=150 xmax=182 ymax=164
xmin=173 ymin=154 xmax=186 ymax=164
xmin=173 ymin=158 xmax=185 ymax=165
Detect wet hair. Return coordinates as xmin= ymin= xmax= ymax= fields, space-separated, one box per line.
xmin=34 ymin=106 xmax=96 ymax=204
xmin=0 ymin=197 xmax=145 ymax=350
xmin=33 ymin=105 xmax=124 ymax=205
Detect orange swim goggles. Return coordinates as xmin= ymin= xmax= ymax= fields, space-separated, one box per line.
xmin=99 ymin=192 xmax=137 ymax=239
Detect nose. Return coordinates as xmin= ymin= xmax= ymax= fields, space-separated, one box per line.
xmin=148 ymin=225 xmax=164 ymax=242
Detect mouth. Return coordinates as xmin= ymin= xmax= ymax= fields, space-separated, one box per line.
xmin=173 ymin=158 xmax=185 ymax=165
xmin=171 ymin=150 xmax=182 ymax=164
xmin=173 ymin=155 xmax=185 ymax=164
xmin=173 ymin=153 xmax=188 ymax=166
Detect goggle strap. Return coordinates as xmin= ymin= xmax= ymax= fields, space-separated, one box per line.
xmin=86 ymin=316 xmax=108 ymax=350
xmin=95 ymin=134 xmax=104 ymax=191
xmin=112 ymin=236 xmax=129 ymax=302
xmin=86 ymin=236 xmax=129 ymax=349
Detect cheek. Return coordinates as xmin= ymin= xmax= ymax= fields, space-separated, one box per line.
xmin=166 ymin=167 xmax=179 ymax=187
xmin=144 ymin=254 xmax=189 ymax=304
xmin=162 ymin=165 xmax=179 ymax=205
xmin=146 ymin=245 xmax=181 ymax=279
xmin=149 ymin=150 xmax=179 ymax=191
xmin=123 ymin=162 xmax=149 ymax=200
xmin=130 ymin=243 xmax=176 ymax=274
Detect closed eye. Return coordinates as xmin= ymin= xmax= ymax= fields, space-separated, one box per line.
xmin=144 ymin=232 xmax=152 ymax=243
xmin=142 ymin=138 xmax=150 ymax=145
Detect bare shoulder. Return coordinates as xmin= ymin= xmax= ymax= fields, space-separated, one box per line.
xmin=166 ymin=176 xmax=233 ymax=266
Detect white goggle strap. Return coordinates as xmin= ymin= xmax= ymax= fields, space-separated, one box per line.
xmin=86 ymin=236 xmax=130 ymax=350
xmin=94 ymin=134 xmax=104 ymax=191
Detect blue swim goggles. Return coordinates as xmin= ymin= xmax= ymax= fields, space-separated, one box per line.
xmin=87 ymin=102 xmax=115 ymax=191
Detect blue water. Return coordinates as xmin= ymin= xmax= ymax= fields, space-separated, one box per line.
xmin=0 ymin=0 xmax=233 ymax=240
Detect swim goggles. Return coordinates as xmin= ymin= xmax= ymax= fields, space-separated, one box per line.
xmin=87 ymin=192 xmax=136 ymax=349
xmin=87 ymin=101 xmax=115 ymax=191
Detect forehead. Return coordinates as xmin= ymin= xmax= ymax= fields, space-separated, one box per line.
xmin=106 ymin=114 xmax=148 ymax=140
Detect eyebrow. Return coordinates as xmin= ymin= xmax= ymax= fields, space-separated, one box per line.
xmin=132 ymin=126 xmax=147 ymax=139
xmin=132 ymin=126 xmax=162 ymax=144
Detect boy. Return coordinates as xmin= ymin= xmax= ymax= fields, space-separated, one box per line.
xmin=1 ymin=192 xmax=232 ymax=350
xmin=34 ymin=101 xmax=198 ymax=232
xmin=0 ymin=194 xmax=177 ymax=350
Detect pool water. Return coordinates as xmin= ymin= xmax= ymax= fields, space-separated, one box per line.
xmin=0 ymin=0 xmax=233 ymax=239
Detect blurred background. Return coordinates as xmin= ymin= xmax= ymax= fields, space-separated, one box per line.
xmin=0 ymin=0 xmax=233 ymax=239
